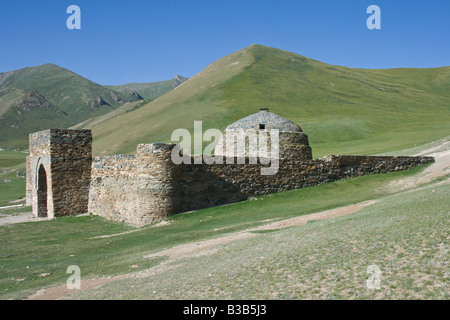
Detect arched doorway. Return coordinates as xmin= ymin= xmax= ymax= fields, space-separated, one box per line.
xmin=37 ymin=164 xmax=48 ymax=217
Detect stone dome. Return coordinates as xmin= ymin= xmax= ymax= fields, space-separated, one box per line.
xmin=225 ymin=108 xmax=303 ymax=132
xmin=215 ymin=108 xmax=312 ymax=160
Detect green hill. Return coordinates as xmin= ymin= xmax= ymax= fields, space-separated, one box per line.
xmin=0 ymin=64 xmax=132 ymax=149
xmin=89 ymin=44 xmax=450 ymax=157
xmin=106 ymin=75 xmax=189 ymax=101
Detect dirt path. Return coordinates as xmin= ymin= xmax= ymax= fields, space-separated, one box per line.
xmin=387 ymin=138 xmax=450 ymax=192
xmin=249 ymin=200 xmax=379 ymax=232
xmin=0 ymin=211 xmax=47 ymax=226
xmin=27 ymin=275 xmax=128 ymax=300
xmin=143 ymin=199 xmax=378 ymax=261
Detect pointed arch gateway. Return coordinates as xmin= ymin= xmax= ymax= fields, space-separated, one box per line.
xmin=37 ymin=164 xmax=48 ymax=217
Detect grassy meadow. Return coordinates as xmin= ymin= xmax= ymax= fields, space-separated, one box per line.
xmin=1 ymin=163 xmax=447 ymax=299
xmin=0 ymin=151 xmax=27 ymax=207
xmin=74 ymin=180 xmax=448 ymax=300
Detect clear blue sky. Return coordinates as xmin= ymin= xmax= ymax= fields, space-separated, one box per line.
xmin=1 ymin=0 xmax=449 ymax=85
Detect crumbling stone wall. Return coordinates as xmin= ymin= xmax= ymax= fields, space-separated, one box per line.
xmin=172 ymin=154 xmax=434 ymax=214
xmin=27 ymin=129 xmax=92 ymax=218
xmin=87 ymin=143 xmax=434 ymax=226
xmin=88 ymin=144 xmax=182 ymax=226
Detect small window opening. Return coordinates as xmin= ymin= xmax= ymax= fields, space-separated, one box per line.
xmin=259 ymin=124 xmax=265 ymax=130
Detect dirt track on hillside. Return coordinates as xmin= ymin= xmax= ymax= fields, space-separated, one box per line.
xmin=387 ymin=138 xmax=450 ymax=192
xmin=142 ymin=199 xmax=378 ymax=260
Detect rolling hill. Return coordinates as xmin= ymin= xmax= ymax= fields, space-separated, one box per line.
xmin=0 ymin=63 xmax=135 ymax=149
xmin=88 ymin=44 xmax=450 ymax=158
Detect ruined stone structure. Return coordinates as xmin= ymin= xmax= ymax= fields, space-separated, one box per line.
xmin=26 ymin=111 xmax=434 ymax=226
xmin=215 ymin=109 xmax=312 ymax=160
xmin=26 ymin=129 xmax=92 ymax=218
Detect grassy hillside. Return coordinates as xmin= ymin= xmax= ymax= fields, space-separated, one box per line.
xmin=0 ymin=151 xmax=27 ymax=207
xmin=106 ymin=75 xmax=188 ymax=100
xmin=89 ymin=45 xmax=450 ymax=157
xmin=76 ymin=180 xmax=448 ymax=300
xmin=0 ymin=64 xmax=131 ymax=149
xmin=70 ymin=100 xmax=148 ymax=130
xmin=1 ymin=162 xmax=445 ymax=299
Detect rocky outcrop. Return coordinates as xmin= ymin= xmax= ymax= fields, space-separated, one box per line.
xmin=90 ymin=96 xmax=111 ymax=109
xmin=173 ymin=75 xmax=188 ymax=88
xmin=129 ymin=90 xmax=144 ymax=101
xmin=15 ymin=91 xmax=51 ymax=112
xmin=109 ymin=91 xmax=123 ymax=104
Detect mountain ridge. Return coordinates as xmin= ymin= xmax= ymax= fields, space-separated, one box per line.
xmin=88 ymin=44 xmax=450 ymax=157
xmin=0 ymin=64 xmax=186 ymax=149
xmin=1 ymin=44 xmax=449 ymax=157
xmin=106 ymin=75 xmax=189 ymax=100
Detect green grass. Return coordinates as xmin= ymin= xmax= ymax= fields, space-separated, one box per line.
xmin=0 ymin=170 xmax=26 ymax=207
xmin=68 ymin=177 xmax=449 ymax=300
xmin=0 ymin=205 xmax=31 ymax=216
xmin=70 ymin=100 xmax=148 ymax=130
xmin=0 ymin=151 xmax=27 ymax=169
xmin=89 ymin=45 xmax=450 ymax=157
xmin=0 ymin=164 xmax=434 ymax=299
xmin=378 ymin=135 xmax=450 ymax=156
xmin=0 ymin=151 xmax=27 ymax=207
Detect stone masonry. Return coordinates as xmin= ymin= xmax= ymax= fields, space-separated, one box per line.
xmin=26 ymin=129 xmax=92 ymax=218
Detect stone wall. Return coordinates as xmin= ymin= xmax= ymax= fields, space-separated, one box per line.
xmin=87 ymin=143 xmax=434 ymax=226
xmin=173 ymin=154 xmax=434 ymax=215
xmin=88 ymin=144 xmax=182 ymax=226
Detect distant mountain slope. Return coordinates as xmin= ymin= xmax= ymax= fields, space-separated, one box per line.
xmin=0 ymin=64 xmax=131 ymax=149
xmin=106 ymin=75 xmax=189 ymax=100
xmin=89 ymin=44 xmax=450 ymax=157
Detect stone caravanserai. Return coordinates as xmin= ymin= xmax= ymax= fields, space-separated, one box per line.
xmin=26 ymin=109 xmax=434 ymax=226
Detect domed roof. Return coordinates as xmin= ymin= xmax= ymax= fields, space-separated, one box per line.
xmin=225 ymin=109 xmax=303 ymax=132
